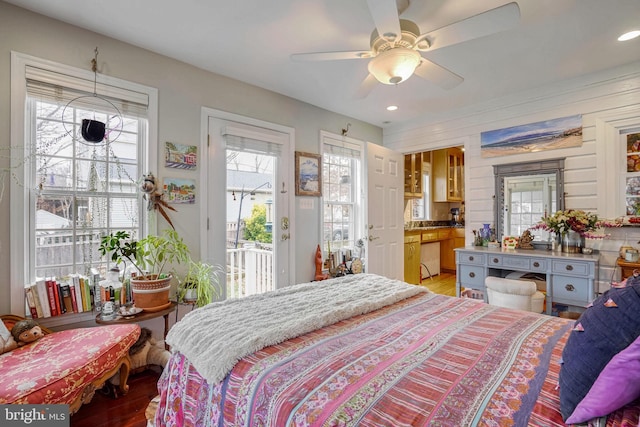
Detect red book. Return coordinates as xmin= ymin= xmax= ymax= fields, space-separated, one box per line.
xmin=46 ymin=278 xmax=58 ymax=316
xmin=54 ymin=280 xmax=63 ymax=315
xmin=69 ymin=283 xmax=79 ymax=313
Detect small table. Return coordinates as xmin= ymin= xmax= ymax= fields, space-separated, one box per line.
xmin=616 ymin=257 xmax=640 ymax=280
xmin=95 ymin=302 xmax=177 ymax=350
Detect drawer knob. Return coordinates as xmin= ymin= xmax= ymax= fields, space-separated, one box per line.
xmin=469 ymin=256 xmax=474 ymax=261
xmin=469 ymin=272 xmax=475 ymax=278
xmin=566 ymin=265 xmax=574 ymax=271
xmin=565 ymin=284 xmax=575 ymax=292
xmin=533 ymin=262 xmax=540 ymax=267
xmin=493 ymin=258 xmax=499 ymax=263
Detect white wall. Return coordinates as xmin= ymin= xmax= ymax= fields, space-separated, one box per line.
xmin=0 ymin=1 xmax=382 ymax=317
xmin=384 ymin=62 xmax=640 ymax=293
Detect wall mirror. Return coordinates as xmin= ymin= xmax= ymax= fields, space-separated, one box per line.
xmin=494 ymin=158 xmax=565 ymax=244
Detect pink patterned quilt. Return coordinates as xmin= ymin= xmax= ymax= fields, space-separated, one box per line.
xmin=156 ymin=293 xmax=639 ymax=426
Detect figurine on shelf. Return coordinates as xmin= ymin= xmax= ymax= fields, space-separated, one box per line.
xmin=518 ymin=230 xmax=535 ymax=250
xmin=314 ymin=245 xmax=329 ymax=281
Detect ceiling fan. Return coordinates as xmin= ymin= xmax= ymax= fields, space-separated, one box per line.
xmin=291 ymin=0 xmax=520 ymax=98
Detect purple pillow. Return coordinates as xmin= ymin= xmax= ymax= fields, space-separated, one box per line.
xmin=559 ymin=281 xmax=640 ymax=423
xmin=566 ymin=335 xmax=640 ymax=423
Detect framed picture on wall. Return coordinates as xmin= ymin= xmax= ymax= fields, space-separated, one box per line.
xmin=295 ymin=151 xmax=322 ymax=196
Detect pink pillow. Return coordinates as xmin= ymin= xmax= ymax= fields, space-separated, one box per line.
xmin=566 ymin=335 xmax=640 ymax=424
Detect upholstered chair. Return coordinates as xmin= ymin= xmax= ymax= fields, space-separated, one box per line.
xmin=485 ymin=276 xmax=545 ymax=313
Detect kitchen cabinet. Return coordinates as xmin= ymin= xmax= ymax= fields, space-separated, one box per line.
xmin=404 ymin=233 xmax=421 ymax=284
xmin=433 ymin=148 xmax=464 ymax=202
xmin=404 ymin=152 xmax=423 ymax=198
xmin=405 ymin=227 xmax=465 ymax=277
xmin=440 ymin=228 xmax=465 ymax=271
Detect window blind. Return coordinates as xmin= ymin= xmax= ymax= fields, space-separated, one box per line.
xmin=222 ymin=124 xmax=284 ymax=156
xmin=323 ymin=137 xmax=361 ymax=159
xmin=25 ymin=65 xmax=149 ymax=117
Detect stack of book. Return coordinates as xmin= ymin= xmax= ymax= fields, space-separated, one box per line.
xmin=24 ymin=274 xmax=98 ymax=319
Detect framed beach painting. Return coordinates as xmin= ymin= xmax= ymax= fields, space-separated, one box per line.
xmin=295 ymin=151 xmax=322 ymax=196
xmin=481 ymin=114 xmax=583 ymax=157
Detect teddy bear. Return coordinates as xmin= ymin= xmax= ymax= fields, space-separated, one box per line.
xmin=11 ymin=319 xmax=44 ymax=347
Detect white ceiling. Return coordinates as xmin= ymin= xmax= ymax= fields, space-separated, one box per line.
xmin=6 ymin=0 xmax=640 ymax=128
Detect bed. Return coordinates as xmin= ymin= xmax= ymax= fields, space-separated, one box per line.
xmin=155 ymin=274 xmax=640 ymax=426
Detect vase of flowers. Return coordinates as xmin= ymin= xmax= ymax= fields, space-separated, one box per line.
xmin=530 ymin=210 xmax=620 ymax=253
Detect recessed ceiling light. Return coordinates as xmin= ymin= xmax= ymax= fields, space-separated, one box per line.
xmin=386 ymin=105 xmax=398 ymax=111
xmin=618 ymin=30 xmax=640 ymax=41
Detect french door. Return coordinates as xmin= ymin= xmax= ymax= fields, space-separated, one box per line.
xmin=204 ymin=111 xmax=293 ymax=298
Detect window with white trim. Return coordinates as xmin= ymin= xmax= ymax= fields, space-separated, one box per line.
xmin=623 ymin=130 xmax=640 ymax=215
xmin=321 ymin=134 xmax=364 ymax=261
xmin=10 ymin=53 xmax=157 ymax=316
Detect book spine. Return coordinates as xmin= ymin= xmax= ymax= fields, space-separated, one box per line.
xmin=37 ymin=278 xmax=51 ymax=318
xmin=69 ymin=283 xmax=79 ymax=313
xmin=73 ymin=275 xmax=83 ymax=313
xmin=93 ymin=274 xmax=102 ymax=313
xmin=46 ymin=278 xmax=58 ymax=316
xmin=30 ymin=283 xmax=43 ymax=318
xmin=79 ymin=276 xmax=88 ymax=311
xmin=55 ymin=280 xmax=64 ymax=314
xmin=25 ymin=286 xmax=38 ymax=319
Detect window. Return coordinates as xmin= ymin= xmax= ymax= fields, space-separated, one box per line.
xmin=10 ymin=53 xmax=158 ymax=317
xmin=411 ymin=171 xmax=431 ymax=220
xmin=624 ymin=130 xmax=640 ymax=215
xmin=321 ymin=133 xmax=364 ymax=258
xmin=504 ymin=174 xmax=555 ymax=238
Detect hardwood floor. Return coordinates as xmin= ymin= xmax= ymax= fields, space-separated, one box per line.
xmin=419 ymin=271 xmax=457 ymax=296
xmin=71 ymin=366 xmax=162 ymax=427
xmin=70 ymin=273 xmax=458 ymax=427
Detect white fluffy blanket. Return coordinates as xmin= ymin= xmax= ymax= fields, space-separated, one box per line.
xmin=166 ymin=273 xmax=429 ymax=384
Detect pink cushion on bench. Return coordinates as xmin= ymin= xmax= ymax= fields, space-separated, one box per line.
xmin=0 ymin=324 xmax=140 ymax=405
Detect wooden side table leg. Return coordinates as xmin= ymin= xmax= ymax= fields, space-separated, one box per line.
xmin=163 ymin=313 xmax=169 ymax=350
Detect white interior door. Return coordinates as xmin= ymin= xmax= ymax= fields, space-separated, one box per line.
xmin=366 ymin=142 xmax=404 ymax=280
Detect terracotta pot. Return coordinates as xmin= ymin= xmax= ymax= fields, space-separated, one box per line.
xmin=131 ymin=275 xmax=171 ymax=309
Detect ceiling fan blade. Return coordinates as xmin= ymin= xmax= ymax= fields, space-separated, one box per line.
xmin=366 ymin=0 xmax=402 ymax=42
xmin=354 ymin=73 xmax=379 ymax=99
xmin=290 ymin=51 xmax=371 ymax=62
xmin=414 ymin=58 xmax=463 ymax=90
xmin=418 ymin=2 xmax=520 ymax=51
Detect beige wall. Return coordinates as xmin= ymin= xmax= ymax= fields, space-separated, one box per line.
xmin=0 ymin=1 xmax=383 ymax=316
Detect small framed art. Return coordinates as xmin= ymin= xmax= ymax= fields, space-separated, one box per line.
xmin=295 ymin=151 xmax=322 ymax=196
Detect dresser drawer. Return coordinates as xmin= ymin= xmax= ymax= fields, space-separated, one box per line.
xmin=552 ymin=275 xmax=590 ymax=305
xmin=529 ymin=258 xmax=548 ymax=273
xmin=459 ymin=265 xmax=485 ymax=288
xmin=458 ymin=252 xmax=485 ymax=265
xmin=552 ymin=260 xmax=590 ymax=277
xmin=421 ymin=230 xmax=438 ymax=242
xmin=488 ymin=254 xmax=503 ymax=266
xmin=504 ymin=255 xmax=533 ymax=270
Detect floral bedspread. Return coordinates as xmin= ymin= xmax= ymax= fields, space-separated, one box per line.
xmin=0 ymin=324 xmax=139 ymax=406
xmin=155 ymin=293 xmax=634 ymax=426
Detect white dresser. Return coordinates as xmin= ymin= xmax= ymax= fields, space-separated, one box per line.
xmin=454 ymin=246 xmax=599 ymax=315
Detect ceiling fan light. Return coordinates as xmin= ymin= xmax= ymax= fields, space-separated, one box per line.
xmin=368 ymin=47 xmax=421 ymax=85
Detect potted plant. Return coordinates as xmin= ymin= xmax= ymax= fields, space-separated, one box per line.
xmin=178 ymin=260 xmax=225 ymax=307
xmin=99 ymin=229 xmax=191 ymax=309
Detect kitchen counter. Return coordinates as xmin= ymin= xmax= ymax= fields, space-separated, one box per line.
xmin=405 ymin=225 xmax=464 ymax=230
xmin=404 ymin=226 xmax=466 ymax=283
